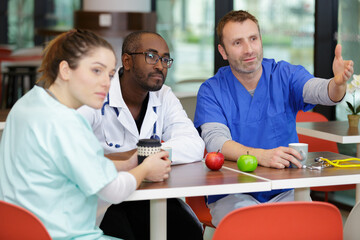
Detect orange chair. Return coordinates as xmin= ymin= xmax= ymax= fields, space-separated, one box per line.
xmin=185 ymin=196 xmax=215 ymax=232
xmin=0 ymin=200 xmax=52 ymax=240
xmin=185 ymin=149 xmax=216 ymax=233
xmin=212 ymin=201 xmax=343 ymax=240
xmin=296 ymin=110 xmax=355 ymax=201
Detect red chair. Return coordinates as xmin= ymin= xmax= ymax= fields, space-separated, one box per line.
xmin=0 ymin=200 xmax=52 ymax=240
xmin=296 ymin=110 xmax=355 ymax=201
xmin=185 ymin=196 xmax=215 ymax=232
xmin=212 ymin=201 xmax=343 ymax=240
xmin=185 ymin=149 xmax=216 ymax=233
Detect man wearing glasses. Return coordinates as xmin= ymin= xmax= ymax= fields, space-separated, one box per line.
xmin=78 ymin=31 xmax=204 ymax=240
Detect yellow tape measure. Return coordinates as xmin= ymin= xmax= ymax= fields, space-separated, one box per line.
xmin=317 ymin=157 xmax=360 ymax=168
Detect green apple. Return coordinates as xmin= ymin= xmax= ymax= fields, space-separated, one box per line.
xmin=237 ymin=152 xmax=258 ymax=172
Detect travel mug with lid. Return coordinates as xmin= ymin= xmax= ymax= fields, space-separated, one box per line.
xmin=137 ymin=138 xmax=162 ymax=164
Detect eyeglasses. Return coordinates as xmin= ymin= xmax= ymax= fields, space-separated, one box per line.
xmin=128 ymin=52 xmax=173 ymax=68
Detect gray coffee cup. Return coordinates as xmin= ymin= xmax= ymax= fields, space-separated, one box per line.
xmin=288 ymin=143 xmax=308 ymax=168
xmin=137 ymin=139 xmax=162 ymax=164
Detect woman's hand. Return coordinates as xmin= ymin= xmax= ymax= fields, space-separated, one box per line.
xmin=142 ymin=151 xmax=171 ymax=182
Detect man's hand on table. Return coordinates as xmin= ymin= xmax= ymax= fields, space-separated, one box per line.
xmin=256 ymin=147 xmax=303 ymax=169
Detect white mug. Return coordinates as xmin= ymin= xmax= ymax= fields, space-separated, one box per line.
xmin=288 ymin=143 xmax=308 ymax=168
xmin=161 ymin=146 xmax=172 ymax=162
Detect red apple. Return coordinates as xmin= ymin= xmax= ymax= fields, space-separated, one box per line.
xmin=205 ymin=150 xmax=224 ymax=171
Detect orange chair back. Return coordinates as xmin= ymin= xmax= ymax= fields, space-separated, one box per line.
xmin=296 ymin=110 xmax=355 ymax=198
xmin=212 ymin=201 xmax=343 ymax=240
xmin=185 ymin=196 xmax=215 ymax=230
xmin=296 ymin=110 xmax=339 ymax=153
xmin=0 ymin=201 xmax=52 ymax=240
xmin=185 ymin=149 xmax=216 ymax=231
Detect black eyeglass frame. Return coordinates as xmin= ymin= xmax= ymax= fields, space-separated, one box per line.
xmin=127 ymin=52 xmax=174 ymax=68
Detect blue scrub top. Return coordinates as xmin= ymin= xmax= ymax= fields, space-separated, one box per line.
xmin=194 ymin=59 xmax=315 ymax=203
xmin=0 ymin=86 xmax=118 ymax=240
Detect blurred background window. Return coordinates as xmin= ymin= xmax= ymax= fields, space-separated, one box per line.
xmin=156 ymin=0 xmax=215 ymax=93
xmin=34 ymin=0 xmax=81 ymax=45
xmin=52 ymin=0 xmax=81 ymax=28
xmin=8 ymin=0 xmax=34 ymax=49
xmin=7 ymin=0 xmax=81 ymax=50
xmin=156 ymin=0 xmax=315 ymax=93
xmin=234 ymin=0 xmax=315 ymax=73
xmin=336 ymin=0 xmax=360 ymax=121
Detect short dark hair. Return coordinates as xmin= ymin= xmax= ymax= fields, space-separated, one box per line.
xmin=216 ymin=10 xmax=260 ymax=47
xmin=122 ymin=31 xmax=163 ymax=55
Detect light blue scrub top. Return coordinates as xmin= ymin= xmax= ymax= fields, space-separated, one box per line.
xmin=0 ymin=86 xmax=118 ymax=240
xmin=194 ymin=59 xmax=315 ymax=203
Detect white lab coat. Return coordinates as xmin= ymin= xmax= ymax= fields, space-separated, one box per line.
xmin=78 ymin=70 xmax=205 ymax=165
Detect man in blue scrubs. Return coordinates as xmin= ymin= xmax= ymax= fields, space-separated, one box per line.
xmin=194 ymin=10 xmax=354 ymax=227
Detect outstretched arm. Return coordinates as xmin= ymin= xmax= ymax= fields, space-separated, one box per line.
xmin=329 ymin=44 xmax=354 ymax=102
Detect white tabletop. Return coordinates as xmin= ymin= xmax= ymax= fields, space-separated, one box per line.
xmin=226 ymin=152 xmax=360 ymax=187
xmin=127 ymin=161 xmax=271 ymax=201
xmin=224 ymin=151 xmax=360 ymax=202
xmin=296 ymin=121 xmax=360 ymax=144
xmin=126 ymin=160 xmax=270 ymax=240
xmin=129 ymin=152 xmax=360 ymax=239
xmin=297 ymin=121 xmax=360 ymax=158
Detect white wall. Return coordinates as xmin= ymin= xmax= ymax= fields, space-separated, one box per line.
xmin=83 ymin=0 xmax=151 ymax=12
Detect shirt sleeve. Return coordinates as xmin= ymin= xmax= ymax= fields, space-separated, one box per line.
xmin=303 ymin=77 xmax=343 ymax=105
xmin=200 ymin=122 xmax=232 ymax=153
xmin=194 ymin=80 xmax=228 ymax=129
xmin=160 ymin=89 xmax=205 ymax=164
xmin=97 ymin=171 xmax=137 ymax=204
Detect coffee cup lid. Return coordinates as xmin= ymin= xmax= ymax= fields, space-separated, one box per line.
xmin=137 ymin=138 xmax=161 ymax=147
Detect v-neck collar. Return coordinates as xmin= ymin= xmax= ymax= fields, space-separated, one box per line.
xmin=228 ymin=68 xmax=267 ymax=122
